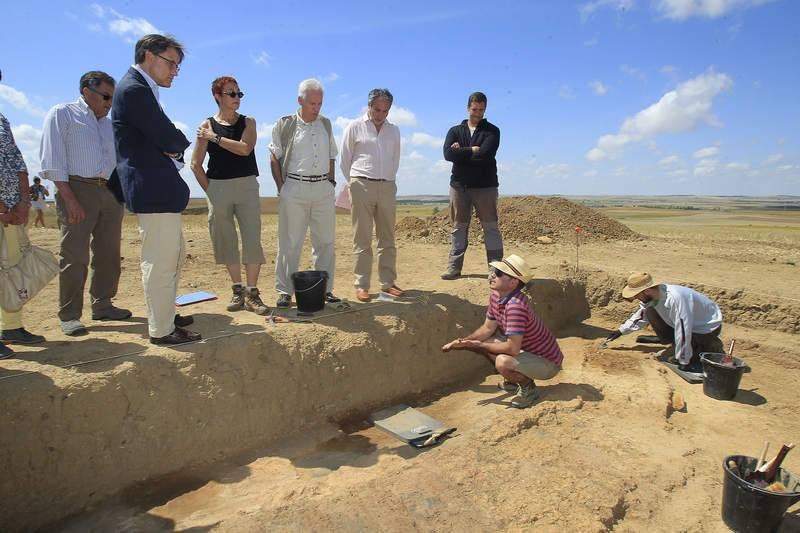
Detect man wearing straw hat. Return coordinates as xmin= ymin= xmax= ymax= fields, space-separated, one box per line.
xmin=442 ymin=254 xmax=563 ymax=408
xmin=604 ymin=272 xmax=723 ymax=372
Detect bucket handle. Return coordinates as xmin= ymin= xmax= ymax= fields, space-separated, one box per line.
xmin=295 ymin=276 xmax=326 ymax=294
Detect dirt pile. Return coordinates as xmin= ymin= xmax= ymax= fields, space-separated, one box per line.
xmin=396 ymin=196 xmax=639 ymax=244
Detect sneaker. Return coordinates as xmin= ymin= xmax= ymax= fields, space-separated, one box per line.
xmin=324 ymin=292 xmax=341 ymax=304
xmin=244 ymin=287 xmax=270 ymax=316
xmin=440 ymin=270 xmax=461 ymax=280
xmin=1 ymin=327 xmax=47 ymax=344
xmin=92 ymin=305 xmax=132 ymax=321
xmin=0 ymin=343 xmax=14 ymax=360
xmin=276 ymin=293 xmax=292 ymax=308
xmin=227 ymin=284 xmax=245 ymax=312
xmin=510 ymin=381 xmax=540 ymax=409
xmin=497 ymin=380 xmax=518 ymax=393
xmin=60 ymin=320 xmax=88 ymax=337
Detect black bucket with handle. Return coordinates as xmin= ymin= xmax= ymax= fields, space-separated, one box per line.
xmin=722 ymin=455 xmax=800 ymax=532
xmin=701 ymin=352 xmax=746 ymax=400
xmin=291 ymin=270 xmax=328 ymax=312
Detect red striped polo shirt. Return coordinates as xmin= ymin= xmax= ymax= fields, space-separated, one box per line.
xmin=486 ymin=290 xmax=564 ymax=367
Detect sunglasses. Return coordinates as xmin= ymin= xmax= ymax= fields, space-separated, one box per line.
xmin=490 ymin=267 xmax=507 ymax=278
xmin=87 ymin=86 xmax=112 ymax=101
xmin=223 ymin=91 xmax=244 ymax=98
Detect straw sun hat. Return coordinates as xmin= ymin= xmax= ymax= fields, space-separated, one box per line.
xmin=621 ymin=272 xmax=661 ymax=299
xmin=489 ymin=254 xmax=532 ymax=284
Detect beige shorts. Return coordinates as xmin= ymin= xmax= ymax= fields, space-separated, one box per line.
xmin=515 ymin=351 xmax=561 ymax=380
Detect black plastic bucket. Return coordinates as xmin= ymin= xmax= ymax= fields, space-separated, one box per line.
xmin=291 ymin=270 xmax=328 ymax=312
xmin=722 ymin=455 xmax=800 ymax=532
xmin=701 ymin=352 xmax=746 ymax=400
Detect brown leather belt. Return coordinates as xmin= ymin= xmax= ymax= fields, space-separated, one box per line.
xmin=69 ymin=176 xmax=107 ymax=186
xmin=353 ymin=176 xmax=389 ymax=182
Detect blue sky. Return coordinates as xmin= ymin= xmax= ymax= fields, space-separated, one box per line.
xmin=1 ymin=0 xmax=797 ymax=197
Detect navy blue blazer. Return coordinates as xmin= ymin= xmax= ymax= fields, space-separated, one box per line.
xmin=111 ymin=67 xmax=191 ymax=213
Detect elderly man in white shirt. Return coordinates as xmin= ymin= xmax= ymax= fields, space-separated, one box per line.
xmin=340 ymin=88 xmax=403 ymax=302
xmin=40 ymin=70 xmax=130 ymax=337
xmin=269 ymin=78 xmax=340 ymax=308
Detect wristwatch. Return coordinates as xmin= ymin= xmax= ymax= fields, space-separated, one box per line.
xmin=213 ymin=134 xmax=222 ymax=144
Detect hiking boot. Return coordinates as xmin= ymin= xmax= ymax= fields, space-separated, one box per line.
xmin=440 ymin=270 xmax=461 ymax=280
xmin=276 ymin=293 xmax=292 ymax=308
xmin=511 ymin=381 xmax=540 ymax=409
xmin=497 ymin=380 xmax=518 ymax=393
xmin=227 ymin=284 xmax=245 ymax=311
xmin=244 ymin=287 xmax=270 ymax=316
xmin=2 ymin=327 xmax=47 ymax=344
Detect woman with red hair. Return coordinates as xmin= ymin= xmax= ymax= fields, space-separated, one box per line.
xmin=190 ymin=76 xmax=268 ymax=315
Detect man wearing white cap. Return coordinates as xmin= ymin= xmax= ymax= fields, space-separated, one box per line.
xmin=442 ymin=253 xmax=563 ymax=408
xmin=604 ymin=272 xmax=723 ymax=372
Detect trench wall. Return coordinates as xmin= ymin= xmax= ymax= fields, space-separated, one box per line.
xmin=0 ymin=282 xmax=590 ymax=530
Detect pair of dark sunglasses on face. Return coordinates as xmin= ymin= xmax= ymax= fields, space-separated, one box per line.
xmin=87 ymin=86 xmax=112 ymax=101
xmin=223 ymin=91 xmax=244 ymax=98
xmin=490 ymin=267 xmax=507 ymax=278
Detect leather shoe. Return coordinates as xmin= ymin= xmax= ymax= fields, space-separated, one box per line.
xmin=324 ymin=292 xmax=341 ymax=303
xmin=0 ymin=343 xmax=14 ymax=360
xmin=382 ymin=285 xmax=404 ymax=297
xmin=150 ymin=327 xmax=201 ymax=345
xmin=355 ymin=289 xmax=370 ymax=302
xmin=92 ymin=306 xmax=133 ymax=321
xmin=174 ymin=314 xmax=194 ymax=327
xmin=1 ymin=327 xmax=46 ymax=344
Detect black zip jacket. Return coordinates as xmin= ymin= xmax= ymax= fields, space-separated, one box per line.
xmin=442 ymin=118 xmax=500 ymax=188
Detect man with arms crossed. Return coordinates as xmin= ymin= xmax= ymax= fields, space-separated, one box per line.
xmin=269 ymin=78 xmax=340 ymax=308
xmin=112 ymin=34 xmax=199 ymax=345
xmin=442 ymin=254 xmax=563 ymax=408
xmin=340 ymin=88 xmax=403 ymax=302
xmin=40 ymin=70 xmax=131 ymax=336
xmin=441 ymin=91 xmax=502 ymax=279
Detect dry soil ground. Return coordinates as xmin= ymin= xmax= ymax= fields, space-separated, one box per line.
xmin=4 ymin=198 xmax=800 ymax=532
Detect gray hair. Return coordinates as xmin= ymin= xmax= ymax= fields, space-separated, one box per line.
xmin=135 ymin=34 xmax=185 ymax=64
xmin=368 ymin=88 xmax=393 ymax=107
xmin=298 ymin=78 xmax=324 ymax=100
xmin=79 ymin=71 xmax=115 ymax=93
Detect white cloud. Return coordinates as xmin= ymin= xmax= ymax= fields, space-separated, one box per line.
xmin=655 ymin=0 xmax=777 ymax=20
xmin=667 ymin=168 xmax=689 ymax=177
xmin=579 ymin=0 xmax=635 ymax=21
xmin=90 ymin=4 xmax=160 ymax=42
xmin=694 ymin=158 xmax=719 ymax=177
xmin=584 ymin=169 xmax=599 ymax=177
xmin=559 ymin=85 xmax=575 ymax=99
xmin=0 ymin=84 xmax=47 ymax=118
xmin=321 ymin=72 xmax=340 ymax=82
xmin=407 ymin=151 xmax=425 ymax=160
xmin=620 ymin=64 xmax=646 ymax=80
xmin=765 ymin=153 xmax=784 ymax=164
xmin=658 ymin=155 xmax=680 ymax=165
xmin=727 ymin=162 xmax=751 ymax=170
xmin=586 ymin=70 xmax=733 ymax=160
xmin=334 ymin=116 xmax=357 ymax=131
xmin=693 ymin=146 xmax=720 ymax=159
xmin=777 ymin=164 xmax=795 ymax=171
xmin=389 ymin=106 xmax=417 ymax=126
xmin=257 ymin=121 xmax=275 ymax=140
xmin=11 ymin=124 xmax=43 ymax=177
xmin=660 ymin=64 xmax=678 ymax=76
xmin=409 ymin=132 xmax=444 ymax=148
xmin=584 ymin=38 xmax=599 ymax=46
xmin=534 ymin=163 xmax=571 ymax=179
xmin=252 ymin=51 xmax=271 ymax=67
xmin=589 ymin=80 xmax=608 ymax=95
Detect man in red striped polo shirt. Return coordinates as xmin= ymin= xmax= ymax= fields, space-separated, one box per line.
xmin=442 ymin=254 xmax=563 ymax=408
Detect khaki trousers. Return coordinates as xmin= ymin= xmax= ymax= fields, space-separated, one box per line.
xmin=0 ymin=224 xmax=24 ymax=330
xmin=137 ymin=213 xmax=184 ymax=338
xmin=56 ymin=179 xmax=124 ymax=321
xmin=275 ymin=179 xmax=336 ymax=295
xmin=349 ymin=178 xmax=397 ymax=290
xmin=206 ymin=175 xmax=265 ymax=265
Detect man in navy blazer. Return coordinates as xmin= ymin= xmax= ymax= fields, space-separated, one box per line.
xmin=112 ymin=33 xmax=201 ymax=345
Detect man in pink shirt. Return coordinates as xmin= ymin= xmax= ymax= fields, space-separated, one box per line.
xmin=442 ymin=254 xmax=563 ymax=408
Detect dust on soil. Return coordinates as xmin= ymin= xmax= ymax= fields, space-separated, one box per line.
xmin=5 ymin=199 xmax=800 ymax=532
xmin=396 ymin=195 xmax=641 ymax=244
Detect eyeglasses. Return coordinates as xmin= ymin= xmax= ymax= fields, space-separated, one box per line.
xmin=223 ymin=91 xmax=244 ymax=98
xmin=490 ymin=267 xmax=507 ymax=278
xmin=155 ymin=53 xmax=181 ymax=73
xmin=87 ymin=86 xmax=112 ymax=101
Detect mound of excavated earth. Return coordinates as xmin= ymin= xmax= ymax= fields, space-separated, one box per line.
xmin=396 ymin=196 xmax=640 ymax=244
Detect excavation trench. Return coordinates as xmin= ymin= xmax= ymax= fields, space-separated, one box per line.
xmin=0 ymin=281 xmax=589 ymax=530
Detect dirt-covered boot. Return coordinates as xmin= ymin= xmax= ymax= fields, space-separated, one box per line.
xmin=227 ymin=284 xmax=245 ymax=311
xmin=244 ymin=287 xmax=270 ymax=316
